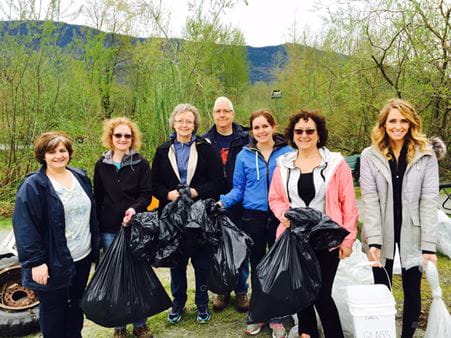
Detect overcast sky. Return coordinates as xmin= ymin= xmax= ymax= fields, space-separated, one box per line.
xmin=17 ymin=0 xmax=335 ymax=47
xmin=163 ymin=0 xmax=333 ymax=47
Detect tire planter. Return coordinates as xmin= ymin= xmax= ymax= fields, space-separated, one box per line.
xmin=0 ymin=265 xmax=40 ymax=337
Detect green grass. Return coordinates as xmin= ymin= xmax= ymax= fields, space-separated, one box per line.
xmin=0 ymin=217 xmax=12 ymax=230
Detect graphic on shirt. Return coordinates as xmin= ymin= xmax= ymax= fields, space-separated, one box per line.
xmin=220 ymin=147 xmax=229 ymax=165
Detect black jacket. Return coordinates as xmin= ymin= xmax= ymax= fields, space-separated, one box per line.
xmin=94 ymin=150 xmax=152 ymax=233
xmin=12 ymin=166 xmax=100 ymax=291
xmin=151 ymin=136 xmax=224 ymax=212
xmin=203 ymin=123 xmax=250 ymax=193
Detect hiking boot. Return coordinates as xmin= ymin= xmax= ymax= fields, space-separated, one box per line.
xmin=168 ymin=305 xmax=185 ymax=324
xmin=245 ymin=323 xmax=265 ymax=336
xmin=113 ymin=328 xmax=127 ymax=338
xmin=196 ymin=307 xmax=211 ymax=324
xmin=213 ymin=293 xmax=230 ymax=312
xmin=133 ymin=325 xmax=153 ymax=338
xmin=269 ymin=323 xmax=287 ymax=338
xmin=235 ymin=293 xmax=250 ymax=312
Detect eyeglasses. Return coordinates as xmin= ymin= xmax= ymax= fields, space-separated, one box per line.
xmin=174 ymin=120 xmax=195 ymax=125
xmin=293 ymin=129 xmax=316 ymax=135
xmin=213 ymin=109 xmax=233 ymax=114
xmin=113 ymin=133 xmax=132 ymax=139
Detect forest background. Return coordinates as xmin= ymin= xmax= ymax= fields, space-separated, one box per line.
xmin=0 ymin=0 xmax=449 ymax=216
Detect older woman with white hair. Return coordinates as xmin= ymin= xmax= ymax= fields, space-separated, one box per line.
xmin=150 ymin=103 xmax=223 ymax=325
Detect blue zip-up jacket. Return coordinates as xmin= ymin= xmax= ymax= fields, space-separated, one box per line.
xmin=13 ymin=165 xmax=100 ymax=291
xmin=220 ymin=134 xmax=293 ymax=211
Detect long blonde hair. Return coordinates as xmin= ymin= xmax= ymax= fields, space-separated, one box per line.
xmin=371 ymin=98 xmax=429 ymax=162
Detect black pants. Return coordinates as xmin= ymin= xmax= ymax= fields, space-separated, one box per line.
xmin=35 ymin=255 xmax=92 ymax=338
xmin=372 ymin=255 xmax=422 ymax=338
xmin=170 ymin=244 xmax=210 ymax=309
xmin=240 ymin=209 xmax=278 ymax=275
xmin=297 ymin=249 xmax=343 ymax=338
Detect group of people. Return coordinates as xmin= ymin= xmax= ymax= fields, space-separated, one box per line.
xmin=12 ymin=96 xmax=440 ymax=338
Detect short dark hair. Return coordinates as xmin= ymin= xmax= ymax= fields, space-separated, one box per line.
xmin=285 ymin=110 xmax=328 ymax=149
xmin=34 ymin=131 xmax=73 ymax=164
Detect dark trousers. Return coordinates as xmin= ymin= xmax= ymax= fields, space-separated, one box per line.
xmin=241 ymin=209 xmax=281 ymax=324
xmin=373 ymin=256 xmax=422 ymax=338
xmin=35 ymin=255 xmax=91 ymax=338
xmin=240 ymin=209 xmax=278 ymax=275
xmin=297 ymin=249 xmax=343 ymax=338
xmin=170 ymin=244 xmax=210 ymax=309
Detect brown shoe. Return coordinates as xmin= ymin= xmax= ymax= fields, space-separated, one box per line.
xmin=213 ymin=293 xmax=230 ymax=312
xmin=236 ymin=293 xmax=250 ymax=312
xmin=113 ymin=328 xmax=127 ymax=338
xmin=133 ymin=325 xmax=153 ymax=338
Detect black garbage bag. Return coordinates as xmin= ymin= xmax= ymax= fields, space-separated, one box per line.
xmin=285 ymin=207 xmax=350 ymax=251
xmin=129 ymin=211 xmax=160 ymax=261
xmin=81 ymin=227 xmax=172 ymax=327
xmin=152 ymin=184 xmax=193 ymax=267
xmin=208 ymin=211 xmax=254 ymax=294
xmin=247 ymin=227 xmax=321 ymax=324
xmin=186 ymin=198 xmax=222 ymax=248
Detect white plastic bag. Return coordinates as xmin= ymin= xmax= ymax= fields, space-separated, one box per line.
xmin=332 ymin=240 xmax=374 ymax=337
xmin=424 ymin=261 xmax=451 ymax=338
xmin=437 ymin=209 xmax=451 ymax=258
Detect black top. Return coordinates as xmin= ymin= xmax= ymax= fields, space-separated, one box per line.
xmin=94 ymin=152 xmax=152 ymax=233
xmin=389 ymin=145 xmax=408 ymax=245
xmin=150 ymin=136 xmax=224 ymax=213
xmin=298 ymin=172 xmax=315 ymax=207
xmin=203 ymin=123 xmax=250 ymax=192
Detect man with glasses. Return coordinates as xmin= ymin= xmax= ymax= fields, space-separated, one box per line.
xmin=203 ymin=96 xmax=250 ymax=313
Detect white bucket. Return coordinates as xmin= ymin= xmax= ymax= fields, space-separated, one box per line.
xmin=346 ymin=284 xmax=397 ymax=338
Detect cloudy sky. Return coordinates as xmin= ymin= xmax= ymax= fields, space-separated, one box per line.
xmin=162 ymin=0 xmax=334 ymax=47
xmin=10 ymin=0 xmax=335 ymax=47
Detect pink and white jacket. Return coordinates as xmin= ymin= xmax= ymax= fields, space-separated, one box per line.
xmin=268 ymin=147 xmax=358 ymax=248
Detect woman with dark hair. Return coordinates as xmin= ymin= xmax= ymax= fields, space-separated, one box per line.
xmin=218 ymin=109 xmax=292 ymax=338
xmin=13 ymin=131 xmax=99 ymax=338
xmin=360 ymin=98 xmax=439 ymax=338
xmin=94 ymin=117 xmax=153 ymax=338
xmin=269 ymin=110 xmax=358 ymax=338
xmin=151 ymin=103 xmax=223 ymax=325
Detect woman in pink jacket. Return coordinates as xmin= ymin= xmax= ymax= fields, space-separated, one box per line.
xmin=268 ymin=110 xmax=358 ymax=338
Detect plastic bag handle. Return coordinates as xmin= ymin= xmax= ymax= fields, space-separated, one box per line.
xmin=356 ymin=261 xmax=393 ymax=291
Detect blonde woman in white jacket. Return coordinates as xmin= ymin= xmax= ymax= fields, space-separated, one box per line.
xmin=360 ymin=98 xmax=439 ymax=338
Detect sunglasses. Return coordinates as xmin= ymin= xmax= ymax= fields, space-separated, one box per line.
xmin=294 ymin=128 xmax=316 ymax=135
xmin=113 ymin=133 xmax=132 ymax=139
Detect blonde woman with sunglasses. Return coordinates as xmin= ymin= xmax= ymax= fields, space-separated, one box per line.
xmin=93 ymin=117 xmax=152 ymax=338
xmin=269 ymin=110 xmax=358 ymax=338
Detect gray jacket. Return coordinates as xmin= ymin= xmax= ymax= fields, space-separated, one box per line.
xmin=360 ymin=145 xmax=439 ymax=267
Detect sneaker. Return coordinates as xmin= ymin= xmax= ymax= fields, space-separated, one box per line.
xmin=235 ymin=293 xmax=250 ymax=312
xmin=213 ymin=293 xmax=230 ymax=312
xmin=245 ymin=323 xmax=265 ymax=336
xmin=167 ymin=306 xmax=184 ymax=324
xmin=269 ymin=323 xmax=287 ymax=338
xmin=113 ymin=328 xmax=127 ymax=338
xmin=196 ymin=307 xmax=211 ymax=324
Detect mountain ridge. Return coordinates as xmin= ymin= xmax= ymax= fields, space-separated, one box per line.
xmin=0 ymin=20 xmax=287 ymax=83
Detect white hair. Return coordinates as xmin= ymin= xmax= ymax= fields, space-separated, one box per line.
xmin=213 ymin=96 xmax=234 ymax=112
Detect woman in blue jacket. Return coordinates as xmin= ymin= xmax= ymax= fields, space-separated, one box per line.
xmin=13 ymin=131 xmax=99 ymax=338
xmin=218 ymin=109 xmax=292 ymax=338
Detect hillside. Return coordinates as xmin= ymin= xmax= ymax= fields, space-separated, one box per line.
xmin=0 ymin=20 xmax=286 ymax=83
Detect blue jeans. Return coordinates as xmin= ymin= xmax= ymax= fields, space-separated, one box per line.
xmin=170 ymin=244 xmax=210 ymax=310
xmin=36 ymin=254 xmax=91 ymax=338
xmin=100 ymin=232 xmax=147 ymax=329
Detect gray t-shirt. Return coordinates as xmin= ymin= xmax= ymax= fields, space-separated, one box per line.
xmin=49 ymin=172 xmax=92 ymax=261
